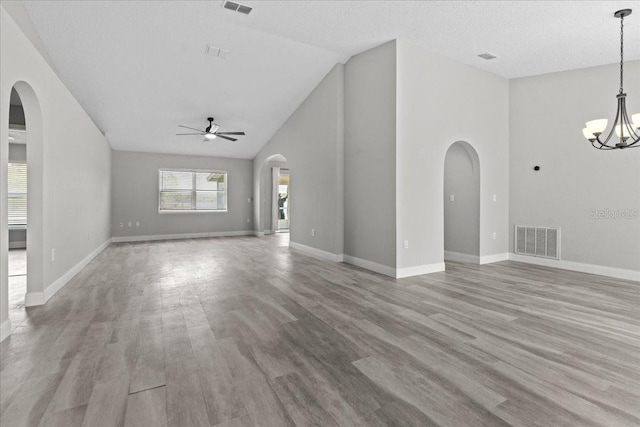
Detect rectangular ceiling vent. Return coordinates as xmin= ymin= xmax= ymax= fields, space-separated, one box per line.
xmin=223 ymin=1 xmax=252 ymax=15
xmin=205 ymin=45 xmax=230 ymax=59
xmin=478 ymin=53 xmax=497 ymax=60
xmin=515 ymin=225 xmax=561 ymax=260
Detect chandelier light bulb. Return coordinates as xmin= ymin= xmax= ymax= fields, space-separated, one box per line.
xmin=615 ymin=123 xmax=633 ymax=139
xmin=632 ymin=113 xmax=640 ymax=129
xmin=585 ymin=119 xmax=608 ymax=135
xmin=582 ymin=128 xmax=596 ymax=141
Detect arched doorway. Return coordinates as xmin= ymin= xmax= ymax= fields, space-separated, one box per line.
xmin=256 ymin=154 xmax=289 ymax=235
xmin=443 ymin=141 xmax=480 ymax=264
xmin=3 ymin=81 xmax=45 ymax=331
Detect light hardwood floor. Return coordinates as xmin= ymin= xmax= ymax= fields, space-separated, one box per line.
xmin=1 ymin=235 xmax=639 ymax=427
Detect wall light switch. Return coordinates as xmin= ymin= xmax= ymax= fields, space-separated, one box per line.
xmin=136 ymin=221 xmax=140 ymax=227
xmin=492 ymin=232 xmax=497 ymax=240
xmin=311 ymin=229 xmax=316 ymax=237
xmin=449 ymin=194 xmax=455 ymax=202
xmin=403 ymin=240 xmax=409 ymax=249
xmin=51 ymin=248 xmax=55 ymax=261
xmin=492 ymin=194 xmax=497 ymax=202
xmin=128 ymin=222 xmax=132 ymax=227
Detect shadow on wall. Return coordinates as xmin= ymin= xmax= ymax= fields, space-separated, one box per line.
xmin=443 ymin=140 xmax=480 ymax=263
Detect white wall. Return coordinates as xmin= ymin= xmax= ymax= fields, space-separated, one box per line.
xmin=111 ymin=150 xmax=253 ymax=240
xmin=254 ymin=64 xmax=345 ymax=257
xmin=444 ymin=142 xmax=480 ymax=258
xmin=344 ymin=41 xmax=397 ymax=269
xmin=1 ymin=6 xmax=112 ymax=340
xmin=510 ymin=61 xmax=640 ymax=274
xmin=396 ymin=41 xmax=510 ymax=271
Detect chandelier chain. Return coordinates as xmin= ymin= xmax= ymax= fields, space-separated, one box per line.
xmin=620 ymin=13 xmax=624 ymax=94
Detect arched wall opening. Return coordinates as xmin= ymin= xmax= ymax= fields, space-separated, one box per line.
xmin=443 ymin=140 xmax=480 ymax=264
xmin=257 ymin=154 xmax=289 ymax=235
xmin=6 ymin=82 xmax=45 ymax=310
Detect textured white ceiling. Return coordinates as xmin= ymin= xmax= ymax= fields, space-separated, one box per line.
xmin=22 ymin=1 xmax=640 ymax=159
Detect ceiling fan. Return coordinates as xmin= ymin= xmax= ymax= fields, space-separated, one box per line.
xmin=176 ymin=117 xmax=245 ymax=142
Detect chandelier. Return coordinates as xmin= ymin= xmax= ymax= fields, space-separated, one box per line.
xmin=583 ymin=9 xmax=640 ymax=149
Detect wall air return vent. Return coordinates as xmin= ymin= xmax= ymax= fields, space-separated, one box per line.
xmin=515 ymin=225 xmax=560 ymax=260
xmin=223 ymin=1 xmax=252 ymax=15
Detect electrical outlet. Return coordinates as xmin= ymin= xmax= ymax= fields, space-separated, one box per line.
xmin=311 ymin=229 xmax=316 ymax=237
xmin=403 ymin=240 xmax=409 ymax=249
xmin=119 ymin=223 xmax=124 ymax=228
xmin=492 ymin=194 xmax=497 ymax=202
xmin=51 ymin=248 xmax=56 ymax=261
xmin=128 ymin=222 xmax=132 ymax=227
xmin=136 ymin=221 xmax=140 ymax=227
xmin=450 ymin=194 xmax=455 ymax=202
xmin=247 ymin=218 xmax=251 ymax=223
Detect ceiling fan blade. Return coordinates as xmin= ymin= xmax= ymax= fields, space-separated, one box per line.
xmin=215 ymin=132 xmax=245 ymax=135
xmin=176 ymin=133 xmax=205 ymax=135
xmin=214 ymin=134 xmax=238 ymax=142
xmin=178 ymin=125 xmax=205 ymax=132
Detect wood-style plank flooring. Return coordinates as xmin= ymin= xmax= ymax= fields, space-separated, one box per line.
xmin=1 ymin=234 xmax=639 ymax=426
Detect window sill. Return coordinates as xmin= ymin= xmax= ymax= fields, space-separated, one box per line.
xmin=8 ymin=225 xmax=27 ymax=230
xmin=158 ymin=210 xmax=228 ymax=214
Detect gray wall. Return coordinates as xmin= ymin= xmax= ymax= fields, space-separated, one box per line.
xmin=344 ymin=41 xmax=397 ymax=268
xmin=444 ymin=142 xmax=480 ymax=257
xmin=510 ymin=61 xmax=640 ymax=272
xmin=253 ymin=64 xmax=345 ymax=256
xmin=2 ymin=4 xmax=112 ymax=328
xmin=111 ymin=150 xmax=253 ymax=238
xmin=8 ymin=142 xmax=25 ymax=162
xmin=396 ymin=41 xmax=509 ymax=269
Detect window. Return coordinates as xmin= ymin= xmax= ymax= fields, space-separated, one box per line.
xmin=8 ymin=163 xmax=27 ymax=225
xmin=159 ymin=169 xmax=227 ymax=212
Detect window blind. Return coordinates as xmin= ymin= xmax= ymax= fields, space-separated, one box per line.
xmin=159 ymin=169 xmax=227 ymax=212
xmin=8 ymin=163 xmax=27 ymax=225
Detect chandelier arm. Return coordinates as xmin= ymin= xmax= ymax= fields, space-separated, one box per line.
xmin=593 ymin=97 xmax=624 ymax=147
xmin=620 ymin=105 xmax=640 ymax=144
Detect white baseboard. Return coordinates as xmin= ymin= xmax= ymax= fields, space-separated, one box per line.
xmin=24 ymin=292 xmax=45 ymax=307
xmin=254 ymin=231 xmax=265 ymax=237
xmin=396 ymin=262 xmax=446 ymax=278
xmin=508 ymin=253 xmax=640 ymax=282
xmin=342 ymin=254 xmax=396 ymax=278
xmin=444 ymin=251 xmax=480 ymax=264
xmin=9 ymin=241 xmax=26 ymax=249
xmin=25 ymin=238 xmax=112 ymax=307
xmin=479 ymin=252 xmax=510 ymax=265
xmin=289 ymin=241 xmax=344 ymax=262
xmin=112 ymin=230 xmax=254 ymax=243
xmin=0 ymin=319 xmax=12 ymax=342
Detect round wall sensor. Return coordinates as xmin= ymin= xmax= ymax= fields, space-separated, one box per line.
xmin=534 ymin=166 xmax=540 ymax=171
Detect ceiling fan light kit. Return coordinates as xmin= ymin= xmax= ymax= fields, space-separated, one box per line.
xmin=583 ymin=9 xmax=640 ymax=150
xmin=176 ymin=117 xmax=245 ymax=142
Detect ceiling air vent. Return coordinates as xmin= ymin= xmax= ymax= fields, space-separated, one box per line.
xmin=223 ymin=1 xmax=252 ymax=15
xmin=205 ymin=45 xmax=230 ymax=59
xmin=478 ymin=53 xmax=497 ymax=60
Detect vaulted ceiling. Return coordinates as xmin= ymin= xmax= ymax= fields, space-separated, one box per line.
xmin=21 ymin=1 xmax=640 ymax=158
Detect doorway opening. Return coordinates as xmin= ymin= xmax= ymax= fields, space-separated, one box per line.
xmin=276 ymin=169 xmax=290 ymax=232
xmin=443 ymin=141 xmax=480 ymax=264
xmin=7 ymin=88 xmax=28 ymax=318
